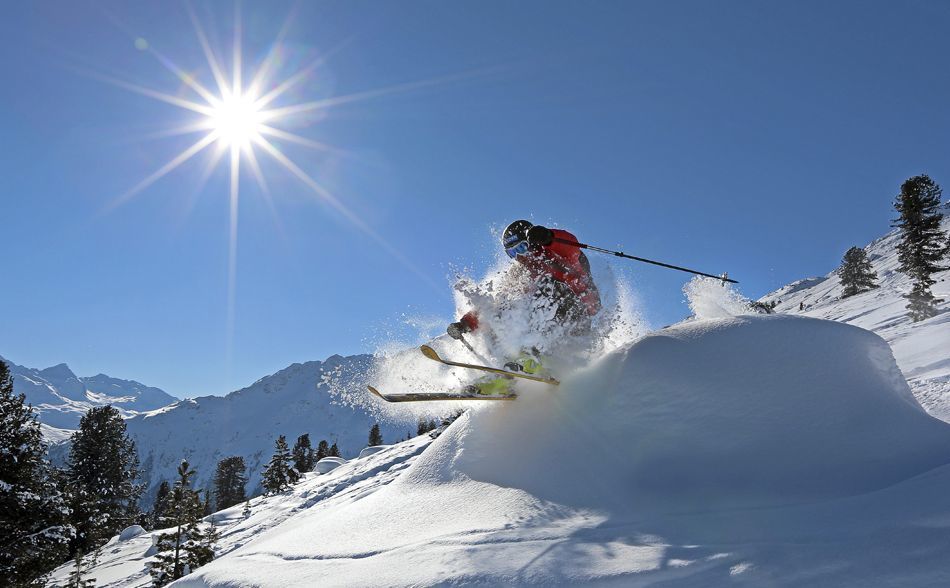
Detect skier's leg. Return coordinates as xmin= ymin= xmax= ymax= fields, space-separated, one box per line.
xmin=464 ymin=375 xmax=515 ymax=396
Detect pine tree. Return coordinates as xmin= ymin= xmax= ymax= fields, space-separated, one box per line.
xmin=417 ymin=418 xmax=429 ymax=436
xmin=838 ymin=246 xmax=879 ymax=298
xmin=66 ymin=549 xmax=98 ymax=588
xmin=241 ymin=500 xmax=251 ymax=519
xmin=442 ymin=409 xmax=466 ymax=427
xmin=893 ymin=174 xmax=949 ymax=321
xmin=150 ymin=481 xmax=171 ymax=530
xmin=261 ymin=436 xmax=295 ymax=494
xmin=368 ymin=423 xmax=384 ymax=446
xmin=0 ymin=360 xmax=74 ymax=586
xmin=291 ymin=434 xmax=315 ymax=473
xmin=149 ymin=461 xmax=215 ymax=586
xmin=315 ymin=440 xmax=330 ymax=461
xmin=212 ymin=456 xmax=247 ymax=511
xmin=66 ymin=405 xmax=142 ymax=557
xmin=328 ymin=442 xmax=340 ymax=458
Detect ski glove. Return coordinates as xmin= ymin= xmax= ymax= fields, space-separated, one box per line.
xmin=447 ymin=321 xmax=470 ymax=340
xmin=526 ymin=225 xmax=554 ymax=246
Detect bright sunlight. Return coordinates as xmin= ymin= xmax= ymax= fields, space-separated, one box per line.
xmin=207 ymin=92 xmax=264 ymax=148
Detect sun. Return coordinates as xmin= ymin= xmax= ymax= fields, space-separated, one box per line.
xmin=207 ymin=92 xmax=264 ymax=148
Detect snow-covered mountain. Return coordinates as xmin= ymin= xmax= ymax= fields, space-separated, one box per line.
xmin=759 ymin=215 xmax=950 ymax=420
xmin=48 ymin=314 xmax=950 ymax=587
xmin=122 ymin=354 xmax=406 ymax=503
xmin=1 ymin=356 xmax=178 ymax=433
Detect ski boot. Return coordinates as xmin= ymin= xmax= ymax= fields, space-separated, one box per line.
xmin=463 ymin=375 xmax=515 ymax=397
xmin=503 ymin=347 xmax=549 ymax=377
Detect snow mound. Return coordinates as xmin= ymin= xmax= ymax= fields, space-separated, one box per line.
xmin=455 ymin=314 xmax=949 ymax=510
xmin=314 ymin=457 xmax=346 ymax=474
xmin=178 ymin=315 xmax=950 ymax=587
xmin=119 ymin=525 xmax=146 ymax=541
xmin=358 ymin=445 xmax=388 ymax=458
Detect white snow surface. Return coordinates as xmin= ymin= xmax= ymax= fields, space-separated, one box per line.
xmin=47 ymin=437 xmax=433 ymax=587
xmin=55 ymin=314 xmax=950 ymax=587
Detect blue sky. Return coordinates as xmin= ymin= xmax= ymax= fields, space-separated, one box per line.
xmin=2 ymin=1 xmax=949 ymax=398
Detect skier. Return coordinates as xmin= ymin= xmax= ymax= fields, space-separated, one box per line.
xmin=445 ymin=220 xmax=602 ymax=395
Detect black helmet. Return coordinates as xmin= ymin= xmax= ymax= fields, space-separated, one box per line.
xmin=502 ymin=220 xmax=533 ymax=258
xmin=502 ymin=220 xmax=532 ymax=246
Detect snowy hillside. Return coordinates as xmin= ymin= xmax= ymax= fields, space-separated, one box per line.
xmin=122 ymin=354 xmax=407 ymax=502
xmin=47 ymin=436 xmax=434 ymax=588
xmin=50 ymin=314 xmax=950 ymax=586
xmin=1 ymin=355 xmax=178 ymax=432
xmin=760 ymin=215 xmax=950 ymax=420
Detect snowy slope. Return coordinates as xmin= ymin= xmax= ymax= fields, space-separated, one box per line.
xmin=55 ymin=314 xmax=950 ymax=586
xmin=760 ymin=215 xmax=950 ymax=420
xmin=46 ymin=437 xmax=434 ymax=588
xmin=1 ymin=356 xmax=178 ymax=432
xmin=123 ymin=354 xmax=408 ymax=502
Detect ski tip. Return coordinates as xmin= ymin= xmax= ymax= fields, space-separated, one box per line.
xmin=419 ymin=345 xmax=441 ymax=362
xmin=367 ymin=385 xmax=382 ymax=398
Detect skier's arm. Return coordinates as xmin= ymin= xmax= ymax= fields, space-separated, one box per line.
xmin=447 ymin=311 xmax=479 ymax=339
xmin=542 ymin=228 xmax=583 ymax=263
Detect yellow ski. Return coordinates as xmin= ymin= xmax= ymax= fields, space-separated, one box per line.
xmin=367 ymin=385 xmax=516 ymax=403
xmin=419 ymin=345 xmax=560 ymax=386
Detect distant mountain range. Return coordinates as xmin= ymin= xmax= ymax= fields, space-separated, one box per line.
xmin=120 ymin=353 xmax=405 ymax=502
xmin=3 ymin=350 xmax=405 ymax=503
xmin=2 ymin=357 xmax=178 ymax=431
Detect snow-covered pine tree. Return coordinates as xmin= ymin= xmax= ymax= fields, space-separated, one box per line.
xmin=204 ymin=514 xmax=219 ymax=559
xmin=368 ymin=423 xmax=384 ymax=446
xmin=291 ymin=434 xmax=315 ymax=473
xmin=417 ymin=417 xmax=428 ymax=436
xmin=241 ymin=500 xmax=251 ymax=519
xmin=0 ymin=360 xmax=74 ymax=587
xmin=66 ymin=405 xmax=142 ymax=557
xmin=442 ymin=409 xmax=466 ymax=427
xmin=329 ymin=442 xmax=340 ymax=457
xmin=149 ymin=481 xmax=170 ymax=530
xmin=261 ymin=435 xmax=294 ymax=494
xmin=66 ymin=548 xmax=98 ymax=588
xmin=893 ymin=174 xmax=949 ymax=321
xmin=838 ymin=246 xmax=879 ymax=298
xmin=149 ymin=460 xmax=215 ymax=587
xmin=315 ymin=439 xmax=330 ymax=461
xmin=212 ymin=456 xmax=247 ymax=510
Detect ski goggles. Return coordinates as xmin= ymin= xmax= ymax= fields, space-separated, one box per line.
xmin=505 ymin=238 xmax=529 ymax=258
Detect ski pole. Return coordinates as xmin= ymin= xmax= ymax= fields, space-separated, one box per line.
xmin=458 ymin=335 xmax=491 ymax=364
xmin=552 ymin=237 xmax=738 ymax=284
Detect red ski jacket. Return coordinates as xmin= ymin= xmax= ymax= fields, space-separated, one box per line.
xmin=460 ymin=228 xmax=601 ymax=332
